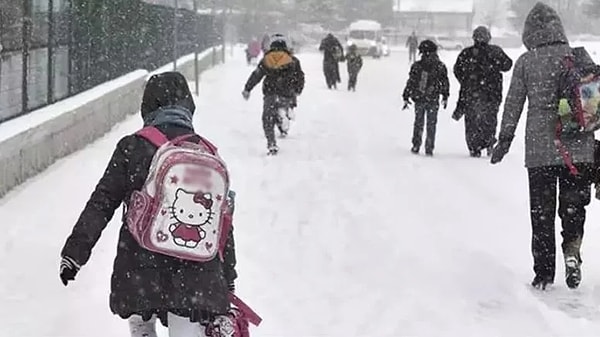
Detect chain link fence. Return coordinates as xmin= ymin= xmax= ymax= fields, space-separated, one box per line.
xmin=0 ymin=0 xmax=223 ymax=124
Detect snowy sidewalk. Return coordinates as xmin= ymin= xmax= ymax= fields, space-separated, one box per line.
xmin=2 ymin=49 xmax=600 ymax=336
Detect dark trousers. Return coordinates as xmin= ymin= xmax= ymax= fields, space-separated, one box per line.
xmin=263 ymin=95 xmax=292 ymax=147
xmin=409 ymin=49 xmax=416 ymax=63
xmin=464 ymin=100 xmax=500 ymax=152
xmin=323 ymin=60 xmax=340 ymax=88
xmin=263 ymin=96 xmax=280 ymax=147
xmin=528 ymin=165 xmax=591 ymax=281
xmin=412 ymin=102 xmax=439 ymax=152
xmin=348 ymin=71 xmax=359 ymax=90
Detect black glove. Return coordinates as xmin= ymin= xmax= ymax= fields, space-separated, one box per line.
xmin=490 ymin=135 xmax=514 ymax=164
xmin=60 ymin=256 xmax=81 ymax=286
xmin=441 ymin=97 xmax=448 ymax=109
xmin=228 ymin=281 xmax=236 ymax=293
xmin=402 ymin=99 xmax=411 ymax=110
xmin=242 ymin=90 xmax=250 ymax=100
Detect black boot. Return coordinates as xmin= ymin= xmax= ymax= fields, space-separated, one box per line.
xmin=531 ymin=274 xmax=554 ymax=290
xmin=411 ymin=146 xmax=419 ymax=154
xmin=565 ymin=256 xmax=581 ymax=289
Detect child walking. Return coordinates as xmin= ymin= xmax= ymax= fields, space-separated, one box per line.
xmin=59 ymin=72 xmax=256 ymax=336
xmin=346 ymin=44 xmax=363 ymax=91
xmin=402 ymin=40 xmax=449 ymax=156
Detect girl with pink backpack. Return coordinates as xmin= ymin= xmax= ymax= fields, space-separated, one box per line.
xmin=59 ymin=72 xmax=260 ymax=336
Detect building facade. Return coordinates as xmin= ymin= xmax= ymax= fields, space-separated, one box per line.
xmin=392 ymin=0 xmax=474 ymax=37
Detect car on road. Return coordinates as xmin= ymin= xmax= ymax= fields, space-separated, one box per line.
xmin=430 ymin=36 xmax=465 ymax=51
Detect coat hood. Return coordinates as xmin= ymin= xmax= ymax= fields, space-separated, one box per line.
xmin=473 ymin=26 xmax=491 ymax=44
xmin=522 ymin=2 xmax=568 ymax=50
xmin=141 ymin=71 xmax=195 ymax=121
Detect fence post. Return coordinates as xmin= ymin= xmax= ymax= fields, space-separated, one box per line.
xmin=212 ymin=46 xmax=216 ymax=66
xmin=21 ymin=0 xmax=32 ymax=113
xmin=194 ymin=0 xmax=199 ymax=96
xmin=173 ymin=0 xmax=178 ymax=71
xmin=47 ymin=0 xmax=55 ymax=104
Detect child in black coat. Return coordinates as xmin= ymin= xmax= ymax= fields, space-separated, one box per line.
xmin=59 ymin=72 xmax=239 ymax=337
xmin=402 ymin=40 xmax=450 ymax=156
xmin=346 ymin=44 xmax=363 ymax=91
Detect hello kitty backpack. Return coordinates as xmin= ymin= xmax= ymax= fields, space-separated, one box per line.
xmin=125 ymin=126 xmax=232 ymax=262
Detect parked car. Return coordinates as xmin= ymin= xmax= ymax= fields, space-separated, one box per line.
xmin=430 ymin=36 xmax=464 ymax=50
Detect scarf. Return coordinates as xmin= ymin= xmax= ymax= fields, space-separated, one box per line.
xmin=143 ymin=106 xmax=194 ymax=130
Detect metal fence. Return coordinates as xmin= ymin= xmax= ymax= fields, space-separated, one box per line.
xmin=0 ymin=0 xmax=223 ymax=124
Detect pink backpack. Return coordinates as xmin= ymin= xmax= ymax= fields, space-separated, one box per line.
xmin=207 ymin=293 xmax=263 ymax=337
xmin=125 ymin=127 xmax=232 ymax=262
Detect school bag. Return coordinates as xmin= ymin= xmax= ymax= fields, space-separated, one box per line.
xmin=207 ymin=293 xmax=263 ymax=337
xmin=556 ymin=47 xmax=600 ymax=175
xmin=125 ymin=126 xmax=232 ymax=262
xmin=410 ymin=62 xmax=443 ymax=102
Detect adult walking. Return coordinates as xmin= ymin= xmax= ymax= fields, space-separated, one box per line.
xmin=491 ymin=2 xmax=594 ymax=290
xmin=319 ymin=33 xmax=344 ymax=89
xmin=406 ymin=31 xmax=418 ymax=64
xmin=454 ymin=26 xmax=513 ymax=157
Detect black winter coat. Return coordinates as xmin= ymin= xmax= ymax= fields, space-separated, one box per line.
xmin=454 ymin=42 xmax=513 ymax=105
xmin=403 ymin=54 xmax=450 ymax=104
xmin=319 ymin=34 xmax=344 ymax=63
xmin=244 ymin=48 xmax=305 ymax=98
xmin=346 ymin=52 xmax=363 ymax=75
xmin=61 ymin=123 xmax=237 ymax=324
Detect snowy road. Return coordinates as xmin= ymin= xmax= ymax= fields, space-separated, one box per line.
xmin=3 ymin=46 xmax=600 ymax=336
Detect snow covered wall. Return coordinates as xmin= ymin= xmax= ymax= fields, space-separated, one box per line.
xmin=0 ymin=47 xmax=224 ymax=198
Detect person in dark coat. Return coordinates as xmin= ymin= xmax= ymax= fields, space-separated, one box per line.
xmin=243 ymin=35 xmax=305 ymax=154
xmin=406 ymin=31 xmax=419 ymax=63
xmin=491 ymin=3 xmax=594 ymax=290
xmin=346 ymin=44 xmax=363 ymax=91
xmin=319 ymin=33 xmax=345 ymax=89
xmin=403 ymin=40 xmax=450 ymax=156
xmin=59 ymin=72 xmax=238 ymax=334
xmin=261 ymin=33 xmax=271 ymax=54
xmin=453 ymin=26 xmax=513 ymax=158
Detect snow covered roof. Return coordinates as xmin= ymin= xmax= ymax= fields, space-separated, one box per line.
xmin=394 ymin=0 xmax=474 ymax=13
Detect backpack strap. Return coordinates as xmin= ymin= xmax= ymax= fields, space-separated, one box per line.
xmin=197 ymin=136 xmax=219 ymax=155
xmin=218 ymin=190 xmax=235 ymax=261
xmin=228 ymin=292 xmax=262 ymax=326
xmin=136 ymin=127 xmax=169 ymax=147
xmin=554 ymin=55 xmax=581 ymax=176
xmin=554 ymin=124 xmax=580 ymax=176
xmin=137 ymin=127 xmax=219 ymax=155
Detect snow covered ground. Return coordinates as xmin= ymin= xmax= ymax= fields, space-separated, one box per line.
xmin=3 ymin=47 xmax=600 ymax=336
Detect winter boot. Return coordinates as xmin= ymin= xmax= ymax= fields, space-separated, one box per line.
xmin=411 ymin=146 xmax=419 ymax=155
xmin=565 ymin=256 xmax=582 ymax=289
xmin=425 ymin=149 xmax=433 ymax=157
xmin=267 ymin=144 xmax=279 ymax=155
xmin=564 ymin=237 xmax=582 ymax=289
xmin=531 ymin=274 xmax=554 ymax=290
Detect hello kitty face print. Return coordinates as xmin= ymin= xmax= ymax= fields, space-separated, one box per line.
xmin=125 ymin=128 xmax=230 ymax=262
xmin=168 ymin=189 xmax=215 ymax=248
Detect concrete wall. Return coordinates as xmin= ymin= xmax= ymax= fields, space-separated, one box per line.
xmin=0 ymin=46 xmax=224 ymax=198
